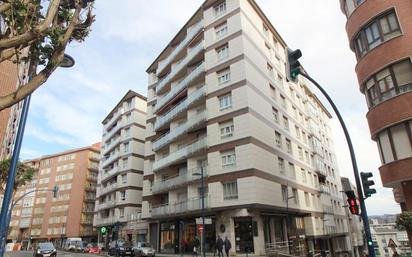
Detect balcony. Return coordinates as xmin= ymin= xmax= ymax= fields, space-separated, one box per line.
xmin=319 ymin=184 xmax=330 ymax=194
xmin=157 ymin=21 xmax=204 ymax=76
xmin=151 ymin=195 xmax=209 ymax=218
xmin=154 ymin=86 xmax=206 ymax=131
xmin=104 ymin=108 xmax=124 ymax=131
xmin=95 ymin=215 xmax=127 ymax=226
xmin=97 ymin=199 xmax=117 ymax=210
xmin=101 ymin=151 xmax=120 ymax=168
xmin=102 ymin=136 xmax=121 ymax=155
xmin=101 ymin=166 xmax=119 ymax=181
xmin=153 ymin=110 xmax=207 ymax=151
xmin=157 ymin=41 xmax=204 ymax=94
xmin=152 ymin=137 xmax=207 ymax=172
xmin=99 ymin=183 xmax=118 ymax=195
xmin=104 ymin=120 xmax=124 ymax=142
xmin=322 ymin=205 xmax=334 ymax=214
xmin=155 ymin=62 xmax=205 ymax=113
xmin=152 ymin=167 xmax=208 ymax=194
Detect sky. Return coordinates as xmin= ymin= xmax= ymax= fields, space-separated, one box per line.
xmin=19 ymin=0 xmax=400 ymax=215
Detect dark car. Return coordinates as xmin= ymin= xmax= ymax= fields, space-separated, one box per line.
xmin=34 ymin=242 xmax=57 ymax=257
xmin=108 ymin=240 xmax=134 ymax=257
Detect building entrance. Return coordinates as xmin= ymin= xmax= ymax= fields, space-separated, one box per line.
xmin=234 ymin=217 xmax=254 ymax=253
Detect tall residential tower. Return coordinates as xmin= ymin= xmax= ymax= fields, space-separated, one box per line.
xmin=143 ymin=0 xmax=351 ymax=256
xmin=339 ymin=1 xmax=412 ymax=212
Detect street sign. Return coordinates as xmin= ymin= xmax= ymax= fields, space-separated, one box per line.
xmin=100 ymin=226 xmax=107 ymax=234
xmin=196 ymin=218 xmax=212 ymax=224
xmin=388 ymin=238 xmax=397 ymax=248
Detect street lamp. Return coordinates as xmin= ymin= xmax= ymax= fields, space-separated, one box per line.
xmin=0 ymin=54 xmax=75 ymax=257
xmin=192 ymin=166 xmax=206 ymax=257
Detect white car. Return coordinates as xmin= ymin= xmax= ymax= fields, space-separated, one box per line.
xmin=133 ymin=242 xmax=155 ymax=257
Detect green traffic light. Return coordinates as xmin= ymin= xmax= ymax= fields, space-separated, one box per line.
xmin=291 ymin=70 xmax=299 ymax=79
xmin=368 ymin=241 xmax=373 ymax=246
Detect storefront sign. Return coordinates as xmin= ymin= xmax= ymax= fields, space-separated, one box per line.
xmin=196 ymin=218 xmax=212 ymax=224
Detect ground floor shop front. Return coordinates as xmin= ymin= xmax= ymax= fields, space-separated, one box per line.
xmin=147 ymin=208 xmax=311 ymax=256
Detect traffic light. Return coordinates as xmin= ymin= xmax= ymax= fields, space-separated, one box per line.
xmin=361 ymin=172 xmax=377 ymax=198
xmin=345 ymin=190 xmax=360 ymax=215
xmin=53 ymin=186 xmax=59 ymax=198
xmin=286 ymin=48 xmax=302 ymax=82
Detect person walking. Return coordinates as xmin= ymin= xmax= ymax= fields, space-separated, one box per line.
xmin=193 ymin=236 xmax=200 ymax=257
xmin=181 ymin=238 xmax=188 ymax=257
xmin=224 ymin=237 xmax=231 ymax=257
xmin=216 ymin=235 xmax=224 ymax=257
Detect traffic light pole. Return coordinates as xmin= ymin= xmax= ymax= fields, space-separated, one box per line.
xmin=299 ymin=72 xmax=376 ymax=257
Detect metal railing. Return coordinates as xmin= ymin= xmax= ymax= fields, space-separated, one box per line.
xmin=152 ymin=166 xmax=208 ymax=194
xmin=319 ymin=184 xmax=330 ymax=194
xmin=95 ymin=215 xmax=127 ymax=226
xmin=152 ymin=137 xmax=207 ymax=172
xmin=151 ymin=195 xmax=209 ymax=217
xmin=154 ymin=86 xmax=206 ymax=131
xmin=101 ymin=151 xmax=120 ymax=168
xmin=157 ymin=41 xmax=204 ymax=93
xmin=103 ymin=108 xmax=124 ymax=131
xmin=153 ymin=110 xmax=207 ymax=151
xmin=157 ymin=21 xmax=203 ymax=75
xmin=101 ymin=166 xmax=119 ymax=181
xmin=102 ymin=136 xmax=121 ymax=155
xmin=155 ymin=62 xmax=205 ymax=112
xmin=97 ymin=199 xmax=117 ymax=210
xmin=99 ymin=182 xmax=118 ymax=195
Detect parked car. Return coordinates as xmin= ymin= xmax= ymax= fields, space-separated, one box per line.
xmin=87 ymin=244 xmax=102 ymax=254
xmin=64 ymin=238 xmax=82 ymax=251
xmin=108 ymin=240 xmax=134 ymax=257
xmin=33 ymin=242 xmax=57 ymax=257
xmin=133 ymin=242 xmax=155 ymax=257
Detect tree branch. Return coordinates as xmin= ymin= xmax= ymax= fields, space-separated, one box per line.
xmin=0 ymin=0 xmax=61 ymax=49
xmin=0 ymin=5 xmax=81 ymax=111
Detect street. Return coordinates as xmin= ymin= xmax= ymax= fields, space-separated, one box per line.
xmin=5 ymin=251 xmax=101 ymax=257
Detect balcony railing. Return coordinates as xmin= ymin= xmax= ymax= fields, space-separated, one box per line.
xmin=152 ymin=137 xmax=207 ymax=172
xmin=104 ymin=108 xmax=124 ymax=130
xmin=101 ymin=166 xmax=119 ymax=181
xmin=322 ymin=204 xmax=334 ymax=214
xmin=153 ymin=110 xmax=207 ymax=151
xmin=151 ymin=195 xmax=209 ymax=218
xmin=154 ymin=86 xmax=206 ymax=131
xmin=157 ymin=41 xmax=204 ymax=94
xmin=101 ymin=151 xmax=120 ymax=168
xmin=157 ymin=21 xmax=203 ymax=75
xmin=103 ymin=120 xmax=124 ymax=142
xmin=152 ymin=167 xmax=208 ymax=194
xmin=97 ymin=199 xmax=117 ymax=210
xmin=102 ymin=136 xmax=121 ymax=155
xmin=99 ymin=183 xmax=118 ymax=195
xmin=319 ymin=184 xmax=330 ymax=194
xmin=95 ymin=215 xmax=127 ymax=226
xmin=155 ymin=62 xmax=205 ymax=113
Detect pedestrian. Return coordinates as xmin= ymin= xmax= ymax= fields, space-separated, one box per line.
xmin=216 ymin=235 xmax=224 ymax=257
xmin=224 ymin=237 xmax=231 ymax=257
xmin=193 ymin=236 xmax=200 ymax=257
xmin=181 ymin=238 xmax=188 ymax=256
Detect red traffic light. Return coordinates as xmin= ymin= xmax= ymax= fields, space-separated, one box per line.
xmin=348 ymin=198 xmax=359 ymax=215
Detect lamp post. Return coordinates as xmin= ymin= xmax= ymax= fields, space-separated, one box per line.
xmin=0 ymin=54 xmax=74 ymax=257
xmin=193 ymin=166 xmax=206 ymax=257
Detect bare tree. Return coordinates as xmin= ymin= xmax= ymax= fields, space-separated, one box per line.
xmin=0 ymin=0 xmax=95 ymax=110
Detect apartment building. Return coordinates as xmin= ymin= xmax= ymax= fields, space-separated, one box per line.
xmin=370 ymin=221 xmax=412 ymax=257
xmin=143 ymin=0 xmax=350 ymax=256
xmin=339 ymin=1 xmax=412 ymax=212
xmin=7 ymin=143 xmax=100 ymax=249
xmin=341 ymin=177 xmax=365 ymax=257
xmin=94 ymin=90 xmax=147 ymax=244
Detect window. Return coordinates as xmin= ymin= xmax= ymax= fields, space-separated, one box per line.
xmin=119 ymin=208 xmax=124 ymax=218
xmin=216 ymin=44 xmax=229 ymax=61
xmin=217 ymin=68 xmax=231 ymax=84
xmin=123 ymin=143 xmax=129 ymax=153
xmin=218 ymin=94 xmax=232 ymax=110
xmin=126 ymin=113 xmax=131 ymax=122
xmin=120 ymin=191 xmax=126 ymax=201
xmin=354 ymin=10 xmax=401 ymax=58
xmin=122 ymin=174 xmax=127 ymax=184
xmin=272 ymin=108 xmax=279 ymax=123
xmin=377 ymin=121 xmax=412 ymax=164
xmin=305 ymin=192 xmax=310 ymax=207
xmin=295 ymin=126 xmax=301 ymax=139
xmin=278 ymin=157 xmax=285 ymax=174
xmin=263 ymin=24 xmax=270 ymax=39
xmin=301 ymin=169 xmax=307 ymax=183
xmin=122 ymin=158 xmax=128 ymax=168
xmin=125 ymin=128 xmax=130 ymax=138
xmin=292 ymin=188 xmax=299 ymax=204
xmin=280 ymin=95 xmax=286 ymax=109
xmin=270 ymin=85 xmax=277 ymax=100
xmin=214 ymin=1 xmax=226 ymax=16
xmin=220 ymin=120 xmax=234 ymax=138
xmin=289 ymin=162 xmax=295 ymax=178
xmin=267 ymin=63 xmax=274 ymax=77
xmin=221 ymin=150 xmax=236 ymax=167
xmin=275 ymin=131 xmax=282 ymax=148
xmin=283 ymin=116 xmax=289 ymax=131
xmin=215 ymin=22 xmax=228 ymax=38
xmin=298 ymin=147 xmax=304 ymax=160
xmin=286 ymin=138 xmax=292 ymax=154
xmin=281 ymin=185 xmax=288 ymax=202
xmin=365 ymin=59 xmax=412 ymax=107
xmin=223 ymin=181 xmax=238 ymax=200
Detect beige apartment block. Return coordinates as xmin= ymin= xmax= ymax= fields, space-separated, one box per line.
xmin=143 ymin=0 xmax=351 ymax=256
xmin=7 ymin=143 xmax=100 ymax=249
xmin=94 ymin=90 xmax=148 ymax=244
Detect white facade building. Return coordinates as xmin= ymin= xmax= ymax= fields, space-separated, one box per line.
xmin=143 ymin=0 xmax=351 ymax=256
xmin=94 ymin=90 xmax=148 ymax=244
